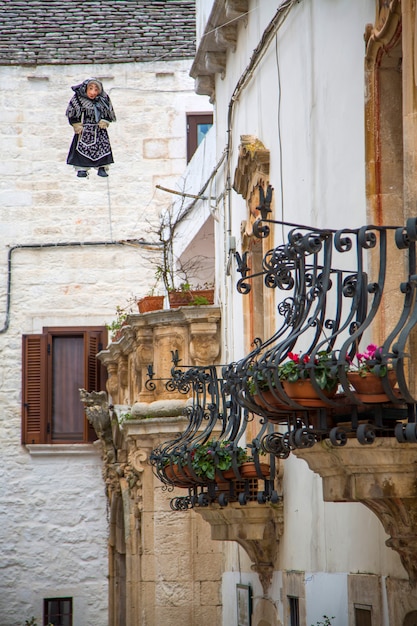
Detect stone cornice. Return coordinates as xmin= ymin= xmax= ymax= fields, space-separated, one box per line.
xmin=190 ymin=0 xmax=249 ymax=100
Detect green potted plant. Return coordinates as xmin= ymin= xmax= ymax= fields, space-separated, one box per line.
xmin=190 ymin=439 xmax=248 ymax=481
xmin=277 ymin=350 xmax=338 ymax=407
xmin=347 ymin=343 xmax=396 ymax=402
xmin=105 ymin=305 xmax=129 ymax=341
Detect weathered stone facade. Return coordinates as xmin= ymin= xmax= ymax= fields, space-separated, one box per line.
xmin=0 ymin=5 xmax=211 ymax=622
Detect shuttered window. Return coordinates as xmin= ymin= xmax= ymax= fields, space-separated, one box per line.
xmin=22 ymin=327 xmax=107 ymax=445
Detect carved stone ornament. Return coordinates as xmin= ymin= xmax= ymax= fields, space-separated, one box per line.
xmin=197 ymin=501 xmax=283 ymax=595
xmin=233 ymin=135 xmax=270 ymax=200
xmin=364 ymin=0 xmax=401 ymax=66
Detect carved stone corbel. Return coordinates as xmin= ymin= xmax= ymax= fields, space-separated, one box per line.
xmin=215 ymin=24 xmax=237 ymax=51
xmin=194 ymin=75 xmax=215 ymax=99
xmin=79 ymin=389 xmax=119 ymax=499
xmin=197 ymin=502 xmax=283 ymax=595
xmin=205 ymin=51 xmax=226 ymax=77
xmin=294 ymin=439 xmax=417 ymax=585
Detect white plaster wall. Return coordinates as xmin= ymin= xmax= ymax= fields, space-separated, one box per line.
xmin=0 ymin=58 xmax=211 ymax=625
xmin=183 ymin=1 xmax=409 ymax=624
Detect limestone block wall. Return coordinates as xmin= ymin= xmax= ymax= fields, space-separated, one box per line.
xmin=0 ymin=59 xmax=211 ymax=626
xmin=106 ymin=416 xmax=224 ymax=626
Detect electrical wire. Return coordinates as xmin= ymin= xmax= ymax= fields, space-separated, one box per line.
xmin=0 ymin=238 xmax=162 ymax=334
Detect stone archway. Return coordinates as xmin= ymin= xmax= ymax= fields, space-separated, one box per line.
xmin=404 ymin=611 xmax=417 ymax=626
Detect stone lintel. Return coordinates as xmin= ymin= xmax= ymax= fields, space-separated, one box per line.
xmin=294 ymin=439 xmax=417 ymax=584
xmin=197 ymin=501 xmax=283 ymax=594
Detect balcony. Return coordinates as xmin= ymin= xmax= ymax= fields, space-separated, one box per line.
xmin=223 ymin=212 xmax=417 ymax=583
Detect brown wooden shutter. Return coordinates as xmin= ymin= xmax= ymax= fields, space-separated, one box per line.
xmin=84 ymin=329 xmax=107 ymax=441
xmin=22 ymin=334 xmax=47 ymax=444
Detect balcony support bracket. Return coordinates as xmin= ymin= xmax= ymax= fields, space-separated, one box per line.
xmin=294 ymin=439 xmax=417 ymax=585
xmin=196 ymin=502 xmax=283 ymax=595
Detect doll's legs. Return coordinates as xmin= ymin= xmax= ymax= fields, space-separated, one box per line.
xmin=75 ymin=166 xmax=89 ymax=178
xmin=96 ymin=166 xmax=109 ymax=177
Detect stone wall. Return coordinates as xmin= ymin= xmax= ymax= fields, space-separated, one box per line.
xmin=0 ymin=57 xmax=211 ymax=626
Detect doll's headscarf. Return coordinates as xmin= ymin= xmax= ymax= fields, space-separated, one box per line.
xmin=66 ymin=78 xmax=116 ymax=123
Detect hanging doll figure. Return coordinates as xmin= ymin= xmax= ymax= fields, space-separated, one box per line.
xmin=66 ymin=78 xmax=116 ymax=178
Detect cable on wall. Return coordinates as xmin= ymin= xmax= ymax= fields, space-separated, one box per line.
xmin=0 ymin=238 xmax=162 ymax=334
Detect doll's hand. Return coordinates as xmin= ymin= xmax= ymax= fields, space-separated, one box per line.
xmin=72 ymin=122 xmax=83 ymax=134
xmin=98 ymin=120 xmax=109 ymax=129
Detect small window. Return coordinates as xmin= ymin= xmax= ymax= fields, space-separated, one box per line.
xmin=355 ymin=604 xmax=372 ymax=626
xmin=22 ymin=327 xmax=107 ymax=444
xmin=44 ymin=597 xmax=72 ymax=626
xmin=288 ymin=596 xmax=300 ymax=626
xmin=186 ymin=112 xmax=213 ymax=162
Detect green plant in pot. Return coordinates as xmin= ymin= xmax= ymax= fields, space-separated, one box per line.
xmin=105 ymin=305 xmax=129 ymax=341
xmin=190 ymin=439 xmax=248 ymax=481
xmin=346 ymin=343 xmax=396 ymax=400
xmin=278 ymin=350 xmax=338 ymax=392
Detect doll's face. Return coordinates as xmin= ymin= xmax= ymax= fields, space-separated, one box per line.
xmin=86 ymin=83 xmax=101 ymax=99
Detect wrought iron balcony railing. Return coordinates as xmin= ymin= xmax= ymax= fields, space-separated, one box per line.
xmin=148 ymin=355 xmax=280 ymax=511
xmin=223 ymin=215 xmax=417 ymax=455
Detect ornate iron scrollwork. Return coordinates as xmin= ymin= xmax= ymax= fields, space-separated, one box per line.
xmin=225 ymin=216 xmax=417 ymax=451
xmin=148 ymin=353 xmax=279 ymax=508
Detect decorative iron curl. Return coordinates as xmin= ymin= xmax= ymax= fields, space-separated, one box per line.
xmin=166 ymin=377 xmax=191 ymax=394
xmin=334 ymin=229 xmax=354 ymax=253
xmin=277 ymin=297 xmax=296 ymax=324
xmin=252 ymin=218 xmax=270 ymax=239
xmin=358 ymin=226 xmax=377 ymax=249
xmin=262 ymin=432 xmax=291 ymax=459
xmin=145 ymin=378 xmax=156 ymax=391
xmin=170 ymin=496 xmax=193 ymax=511
xmin=292 ymin=428 xmax=317 ymax=449
xmin=329 ymin=427 xmax=348 ymax=447
xmin=342 ymin=274 xmax=359 ymax=298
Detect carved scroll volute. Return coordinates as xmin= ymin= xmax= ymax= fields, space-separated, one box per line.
xmin=106 ymin=362 xmax=119 ymax=404
xmin=233 ymin=135 xmax=270 ymax=200
xmin=134 ymin=333 xmax=155 ymax=402
xmin=153 ymin=327 xmax=186 ymax=399
xmin=364 ymin=0 xmax=401 ymax=67
xmin=189 ymin=322 xmax=221 ymax=366
xmin=117 ymin=355 xmax=129 ymax=404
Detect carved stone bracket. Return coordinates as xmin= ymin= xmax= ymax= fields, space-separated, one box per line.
xmin=294 ymin=439 xmax=417 ymax=584
xmin=190 ymin=0 xmax=249 ymax=99
xmin=197 ymin=502 xmax=284 ymax=595
xmin=233 ymin=135 xmax=270 ymax=200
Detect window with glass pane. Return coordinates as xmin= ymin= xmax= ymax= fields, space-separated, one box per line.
xmin=44 ymin=597 xmax=72 ymax=626
xmin=355 ymin=605 xmax=372 ymax=626
xmin=288 ymin=596 xmax=300 ymax=626
xmin=22 ymin=327 xmax=106 ymax=444
xmin=186 ymin=112 xmax=213 ymax=162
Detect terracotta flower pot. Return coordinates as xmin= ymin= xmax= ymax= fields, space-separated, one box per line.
xmin=168 ymin=290 xmax=193 ymax=308
xmin=164 ymin=464 xmax=193 ymax=487
xmin=253 ymin=390 xmax=289 ymax=411
xmin=239 ymin=461 xmax=271 ymax=479
xmin=137 ymin=295 xmax=164 ymax=313
xmin=282 ymin=379 xmax=337 ymax=407
xmin=347 ymin=370 xmax=397 ymax=403
xmin=189 ymin=288 xmax=214 ymax=304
